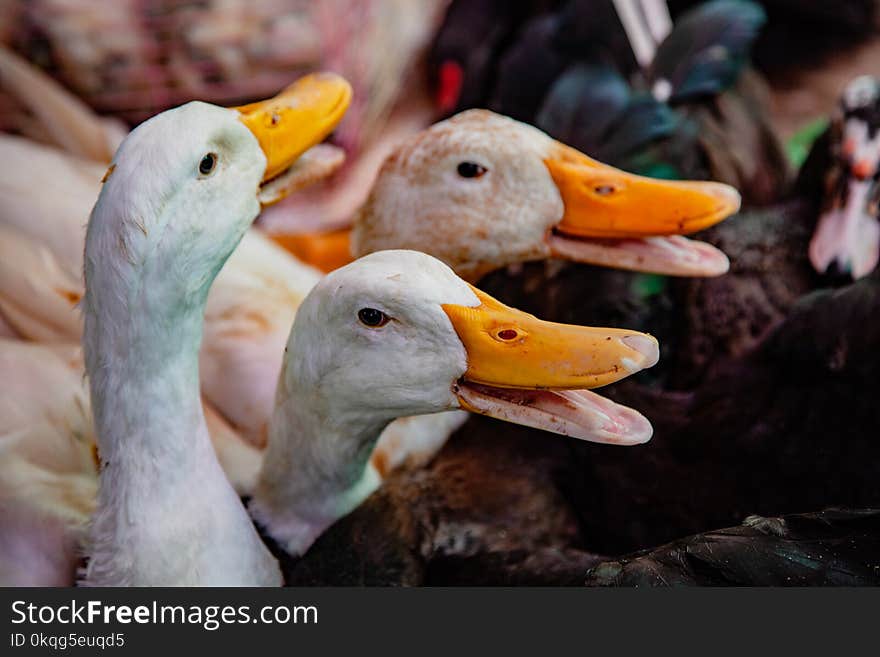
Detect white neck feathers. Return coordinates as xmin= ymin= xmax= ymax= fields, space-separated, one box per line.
xmin=82 ymin=175 xmax=280 ymax=587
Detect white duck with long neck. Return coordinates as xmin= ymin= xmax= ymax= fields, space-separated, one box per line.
xmin=82 ymin=102 xmax=282 ymax=585
xmin=79 ymin=68 xmax=353 ymax=585
xmin=252 ymin=250 xmax=660 ymax=556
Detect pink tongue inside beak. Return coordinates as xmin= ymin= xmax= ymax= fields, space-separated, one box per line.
xmin=809 ymin=180 xmax=880 ymax=279
xmin=458 ymin=383 xmax=653 ymax=446
xmin=548 ymin=233 xmax=730 ymax=277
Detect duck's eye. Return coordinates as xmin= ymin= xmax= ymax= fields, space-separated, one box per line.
xmin=199 ymin=152 xmax=218 ymax=176
xmin=457 ymin=161 xmax=487 ymax=178
xmin=358 ymin=307 xmax=390 ymax=328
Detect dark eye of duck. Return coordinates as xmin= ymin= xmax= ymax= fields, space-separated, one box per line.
xmin=358 ymin=308 xmax=390 ymax=328
xmin=457 ymin=161 xmax=487 ymax=179
xmin=199 ymin=152 xmax=218 ymax=176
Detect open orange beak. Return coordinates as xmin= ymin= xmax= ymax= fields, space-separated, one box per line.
xmin=544 ymin=144 xmax=741 ymax=276
xmin=234 ymin=72 xmax=352 ymax=205
xmin=441 ymin=286 xmax=658 ymax=445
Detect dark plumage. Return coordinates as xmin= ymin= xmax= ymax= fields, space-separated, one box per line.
xmin=285 ymin=421 xmax=587 ymax=585
xmin=569 ymin=267 xmax=880 ymax=552
xmin=651 ymin=0 xmax=766 ymax=101
xmin=583 ymin=509 xmax=880 ymax=586
xmin=670 ymin=0 xmax=879 ymax=76
xmin=430 ymin=0 xmax=790 ymax=205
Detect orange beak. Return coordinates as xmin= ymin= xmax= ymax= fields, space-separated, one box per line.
xmin=443 ymin=286 xmax=658 ymax=390
xmin=543 ymin=144 xmax=741 ymax=276
xmin=235 ymin=72 xmax=352 ymax=203
xmin=440 ymin=285 xmax=659 ymax=445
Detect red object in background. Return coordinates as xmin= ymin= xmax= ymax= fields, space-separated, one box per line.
xmin=436 ymin=59 xmax=463 ymax=113
xmin=852 ymin=158 xmax=875 ymax=181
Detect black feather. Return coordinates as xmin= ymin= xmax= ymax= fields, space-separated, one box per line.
xmin=598 ymin=93 xmax=680 ymax=163
xmin=584 ymin=509 xmax=880 ymax=586
xmin=650 ymin=0 xmax=766 ymax=103
xmin=489 ymin=14 xmax=571 ymax=122
xmin=535 ymin=62 xmax=631 ymax=157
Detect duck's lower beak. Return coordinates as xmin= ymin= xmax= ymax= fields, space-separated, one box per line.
xmin=543 ymin=144 xmax=740 ymax=276
xmin=442 ymin=286 xmax=658 ymax=445
xmin=809 ymin=178 xmax=880 ymax=279
xmin=234 ymin=72 xmax=352 ymax=205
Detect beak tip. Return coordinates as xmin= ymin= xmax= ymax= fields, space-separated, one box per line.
xmin=621 ymin=334 xmax=660 ymax=370
xmin=718 ymin=183 xmax=742 ymax=215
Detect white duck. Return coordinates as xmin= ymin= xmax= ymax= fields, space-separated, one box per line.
xmin=248 ymin=249 xmax=659 ymax=557
xmin=0 ymin=48 xmax=348 ymax=449
xmin=79 ymin=76 xmax=350 ymax=586
xmin=281 ymin=108 xmax=741 ymax=281
xmin=0 ymin=53 xmax=737 ymax=499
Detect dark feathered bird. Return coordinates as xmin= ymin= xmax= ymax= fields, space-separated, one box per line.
xmin=430 ymin=508 xmax=880 ymax=585
xmin=284 ymin=420 xmax=589 ymax=585
xmin=430 ymin=0 xmax=790 ymax=205
xmin=485 ymin=76 xmax=880 ymax=389
xmin=567 ymin=266 xmax=880 ymax=553
xmin=667 ymin=76 xmax=880 ymax=386
xmin=669 ymin=0 xmax=879 ymax=76
xmin=427 ymin=0 xmax=560 ymax=115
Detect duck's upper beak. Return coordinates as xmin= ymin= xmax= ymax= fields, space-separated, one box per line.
xmin=442 ymin=286 xmax=658 ymax=445
xmin=543 ymin=143 xmax=741 ymax=276
xmin=234 ymin=72 xmax=352 ymax=205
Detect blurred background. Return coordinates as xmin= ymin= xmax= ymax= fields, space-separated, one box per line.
xmin=0 ymin=0 xmax=878 ymax=234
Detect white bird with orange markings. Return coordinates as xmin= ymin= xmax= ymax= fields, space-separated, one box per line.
xmin=79 ymin=77 xmax=350 ymax=586
xmin=0 ymin=66 xmax=351 ymax=585
xmin=0 ymin=47 xmax=349 ymax=450
xmin=251 ymin=249 xmax=660 ymax=557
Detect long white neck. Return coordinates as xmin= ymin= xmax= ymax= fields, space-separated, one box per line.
xmin=250 ymin=387 xmax=384 ymax=557
xmin=83 ymin=235 xmax=281 ymax=586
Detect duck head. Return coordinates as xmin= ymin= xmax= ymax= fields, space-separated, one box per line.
xmin=85 ymin=73 xmax=351 ymax=309
xmin=282 ymin=249 xmax=659 ymax=446
xmin=352 ymin=110 xmax=740 ymax=280
xmin=257 ymin=248 xmax=659 ymax=555
xmin=810 ymin=75 xmax=880 ymax=280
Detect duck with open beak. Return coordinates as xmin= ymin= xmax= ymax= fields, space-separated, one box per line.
xmin=809 ymin=76 xmax=880 ymax=280
xmin=443 ymin=284 xmax=658 ymax=445
xmin=234 ymin=72 xmax=352 ymax=206
xmin=288 ymin=110 xmax=741 ymax=279
xmin=541 ymin=142 xmax=741 ymax=277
